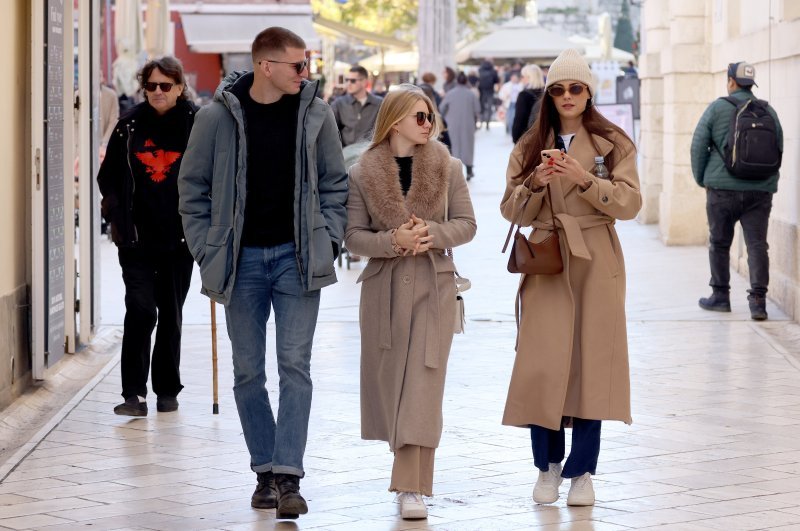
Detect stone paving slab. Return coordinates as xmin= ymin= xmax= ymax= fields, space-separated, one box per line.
xmin=1 ymin=123 xmax=800 ymax=529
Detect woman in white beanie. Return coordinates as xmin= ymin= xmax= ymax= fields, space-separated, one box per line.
xmin=499 ymin=49 xmax=641 ymax=506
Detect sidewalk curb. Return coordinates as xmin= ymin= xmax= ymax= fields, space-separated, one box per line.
xmin=0 ymin=332 xmax=122 ymax=482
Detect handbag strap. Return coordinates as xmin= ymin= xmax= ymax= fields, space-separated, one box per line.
xmin=502 ymin=180 xmax=557 ymax=253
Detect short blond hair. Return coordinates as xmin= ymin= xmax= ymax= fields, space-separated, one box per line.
xmin=521 ymin=64 xmax=544 ymax=89
xmin=368 ymin=84 xmax=441 ymax=149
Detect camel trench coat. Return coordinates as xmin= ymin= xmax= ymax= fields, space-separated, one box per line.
xmin=500 ymin=127 xmax=641 ymax=431
xmin=345 ymin=139 xmax=477 ymax=451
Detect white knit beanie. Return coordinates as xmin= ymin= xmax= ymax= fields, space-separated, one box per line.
xmin=545 ymin=48 xmax=595 ymax=97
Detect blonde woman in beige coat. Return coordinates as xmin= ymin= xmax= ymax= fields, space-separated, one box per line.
xmin=346 ymin=84 xmax=476 ymax=519
xmin=500 ymin=49 xmax=641 ymax=507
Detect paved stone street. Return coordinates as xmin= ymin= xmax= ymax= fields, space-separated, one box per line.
xmin=2 ymin=124 xmax=800 ymax=530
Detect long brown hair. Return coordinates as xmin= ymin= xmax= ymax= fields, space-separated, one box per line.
xmin=515 ymin=92 xmax=634 ymax=180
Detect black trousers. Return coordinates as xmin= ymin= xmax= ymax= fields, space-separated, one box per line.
xmin=118 ymin=245 xmax=194 ymax=399
xmin=706 ymin=188 xmax=773 ymax=297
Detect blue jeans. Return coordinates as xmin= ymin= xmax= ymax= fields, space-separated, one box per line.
xmin=224 ymin=244 xmax=321 ymax=478
xmin=530 ymin=418 xmax=602 ymax=478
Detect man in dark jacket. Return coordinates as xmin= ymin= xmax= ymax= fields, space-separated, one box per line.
xmin=477 ymin=59 xmax=499 ymax=130
xmin=691 ymin=62 xmax=783 ymax=320
xmin=97 ymin=56 xmax=196 ymax=418
xmin=330 ymin=65 xmax=383 ymax=147
xmin=178 ymin=27 xmax=347 ymax=518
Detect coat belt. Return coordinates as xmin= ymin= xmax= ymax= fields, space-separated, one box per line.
xmin=531 ymin=213 xmax=614 ymax=260
xmin=377 ymin=252 xmax=445 ymax=370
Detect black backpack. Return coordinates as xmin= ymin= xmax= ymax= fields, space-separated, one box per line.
xmin=714 ymin=96 xmax=781 ymax=180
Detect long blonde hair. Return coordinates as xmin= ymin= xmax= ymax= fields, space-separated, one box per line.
xmin=369 ymin=83 xmax=441 ymax=149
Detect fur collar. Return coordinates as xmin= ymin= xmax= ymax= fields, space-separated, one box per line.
xmin=355 ymin=139 xmax=452 ymax=229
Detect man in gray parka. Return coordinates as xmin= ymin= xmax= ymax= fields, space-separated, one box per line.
xmin=178 ymin=27 xmax=347 ymax=519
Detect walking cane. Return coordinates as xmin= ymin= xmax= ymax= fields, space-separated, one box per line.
xmin=210 ymin=300 xmax=219 ymax=414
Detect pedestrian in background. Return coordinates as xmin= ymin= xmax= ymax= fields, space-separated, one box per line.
xmin=499 ymin=71 xmax=524 ymax=135
xmin=418 ymin=73 xmax=451 ymax=151
xmin=442 ymin=66 xmax=457 ymax=93
xmin=345 ymin=84 xmax=476 ymax=520
xmin=331 ymin=65 xmax=384 ymax=147
xmin=500 ymin=49 xmax=641 ymax=507
xmin=97 ymin=56 xmax=197 ymax=417
xmin=477 ymin=59 xmax=499 ymax=130
xmin=691 ymin=61 xmax=783 ymax=320
xmin=178 ymin=27 xmax=347 ymax=519
xmin=440 ymin=72 xmax=480 ymax=180
xmin=512 ymin=64 xmax=545 ymax=143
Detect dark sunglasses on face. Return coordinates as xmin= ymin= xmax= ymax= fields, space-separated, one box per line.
xmin=411 ymin=111 xmax=435 ymax=126
xmin=261 ymin=58 xmax=309 ymax=74
xmin=144 ymin=82 xmax=174 ymax=92
xmin=344 ymin=77 xmax=362 ymax=84
xmin=547 ymin=83 xmax=586 ymax=97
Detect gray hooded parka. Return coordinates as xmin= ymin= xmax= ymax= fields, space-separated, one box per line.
xmin=178 ymin=72 xmax=348 ymax=304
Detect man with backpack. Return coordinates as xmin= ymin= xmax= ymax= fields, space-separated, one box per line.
xmin=691 ymin=61 xmax=783 ymax=320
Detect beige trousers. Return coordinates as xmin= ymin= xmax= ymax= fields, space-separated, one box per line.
xmin=389 ymin=444 xmax=436 ymax=497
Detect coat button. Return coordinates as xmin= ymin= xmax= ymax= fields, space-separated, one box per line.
xmin=402 ymin=275 xmax=411 ymax=284
xmin=601 ymin=196 xmax=609 ymax=203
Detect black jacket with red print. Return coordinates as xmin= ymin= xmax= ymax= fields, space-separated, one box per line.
xmin=98 ymin=99 xmax=197 ymax=248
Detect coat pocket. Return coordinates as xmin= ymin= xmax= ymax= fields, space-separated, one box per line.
xmin=311 ymin=213 xmax=335 ymax=278
xmin=200 ymin=225 xmax=233 ymax=294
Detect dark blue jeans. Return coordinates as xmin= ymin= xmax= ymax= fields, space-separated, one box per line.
xmin=530 ymin=418 xmax=602 ymax=478
xmin=706 ymin=188 xmax=773 ymax=297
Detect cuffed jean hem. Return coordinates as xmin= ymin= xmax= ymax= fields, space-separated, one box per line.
xmin=250 ymin=462 xmax=306 ymax=478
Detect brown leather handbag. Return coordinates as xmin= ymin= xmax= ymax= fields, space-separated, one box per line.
xmin=502 ymin=184 xmax=563 ymax=275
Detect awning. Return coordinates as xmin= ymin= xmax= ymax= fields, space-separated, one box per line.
xmin=180 ymin=13 xmax=320 ymax=53
xmin=313 ymin=16 xmax=411 ymax=50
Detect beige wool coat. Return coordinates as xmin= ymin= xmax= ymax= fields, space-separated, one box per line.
xmin=345 ymin=139 xmax=477 ymax=451
xmin=500 ymin=126 xmax=641 ymax=431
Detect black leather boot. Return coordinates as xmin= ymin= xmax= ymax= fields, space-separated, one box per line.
xmin=275 ymin=473 xmax=308 ymax=519
xmin=699 ymin=291 xmax=731 ymax=312
xmin=748 ymin=294 xmax=768 ymax=321
xmin=251 ymin=471 xmax=278 ymax=509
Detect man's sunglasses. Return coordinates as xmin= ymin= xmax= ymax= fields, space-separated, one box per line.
xmin=411 ymin=112 xmax=435 ymax=126
xmin=261 ymin=59 xmax=309 ymax=74
xmin=546 ymin=83 xmax=587 ymax=97
xmin=143 ymin=82 xmax=175 ymax=92
xmin=344 ymin=77 xmax=362 ymax=84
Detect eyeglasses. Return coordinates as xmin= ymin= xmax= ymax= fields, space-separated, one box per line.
xmin=344 ymin=77 xmax=362 ymax=84
xmin=546 ymin=83 xmax=586 ymax=97
xmin=410 ymin=112 xmax=435 ymax=126
xmin=143 ymin=82 xmax=174 ymax=92
xmin=260 ymin=59 xmax=309 ymax=74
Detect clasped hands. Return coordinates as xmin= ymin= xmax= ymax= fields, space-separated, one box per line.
xmin=530 ymin=152 xmax=591 ymax=190
xmin=395 ymin=214 xmax=435 ymax=256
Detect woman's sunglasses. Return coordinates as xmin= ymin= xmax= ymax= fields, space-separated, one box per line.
xmin=546 ymin=83 xmax=586 ymax=98
xmin=144 ymin=82 xmax=175 ymax=93
xmin=411 ymin=112 xmax=435 ymax=126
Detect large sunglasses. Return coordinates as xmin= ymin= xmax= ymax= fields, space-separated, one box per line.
xmin=410 ymin=112 xmax=435 ymax=126
xmin=143 ymin=82 xmax=174 ymax=92
xmin=546 ymin=83 xmax=587 ymax=97
xmin=261 ymin=58 xmax=309 ymax=74
xmin=344 ymin=77 xmax=362 ymax=84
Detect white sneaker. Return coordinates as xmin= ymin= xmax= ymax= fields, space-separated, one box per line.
xmin=532 ymin=463 xmax=563 ymax=504
xmin=397 ymin=492 xmax=427 ymax=519
xmin=566 ymin=472 xmax=595 ymax=506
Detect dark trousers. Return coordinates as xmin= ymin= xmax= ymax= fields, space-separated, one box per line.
xmin=530 ymin=418 xmax=602 ymax=478
xmin=479 ymin=90 xmax=494 ymax=123
xmin=118 ymin=245 xmax=194 ymax=399
xmin=706 ymin=188 xmax=773 ymax=297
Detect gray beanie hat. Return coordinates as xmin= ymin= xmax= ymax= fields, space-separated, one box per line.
xmin=545 ymin=48 xmax=596 ymax=97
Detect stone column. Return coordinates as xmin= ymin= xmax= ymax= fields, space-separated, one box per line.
xmin=417 ymin=0 xmax=456 ymax=89
xmin=657 ymin=0 xmax=711 ymax=244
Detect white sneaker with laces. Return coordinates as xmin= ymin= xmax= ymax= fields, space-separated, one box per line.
xmin=397 ymin=492 xmax=427 ymax=519
xmin=532 ymin=463 xmax=563 ymax=504
xmin=566 ymin=472 xmax=595 ymax=506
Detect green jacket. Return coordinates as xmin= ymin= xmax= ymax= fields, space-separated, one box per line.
xmin=690 ymin=89 xmax=783 ymax=192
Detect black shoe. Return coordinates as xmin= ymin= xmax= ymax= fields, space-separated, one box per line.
xmin=748 ymin=294 xmax=768 ymax=321
xmin=156 ymin=396 xmax=179 ymax=412
xmin=251 ymin=471 xmax=278 ymax=509
xmin=114 ymin=397 xmax=147 ymax=417
xmin=275 ymin=473 xmax=308 ymax=519
xmin=698 ymin=292 xmax=731 ymax=312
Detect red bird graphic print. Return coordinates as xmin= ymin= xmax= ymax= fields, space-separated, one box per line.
xmin=135 ymin=139 xmax=182 ymax=183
